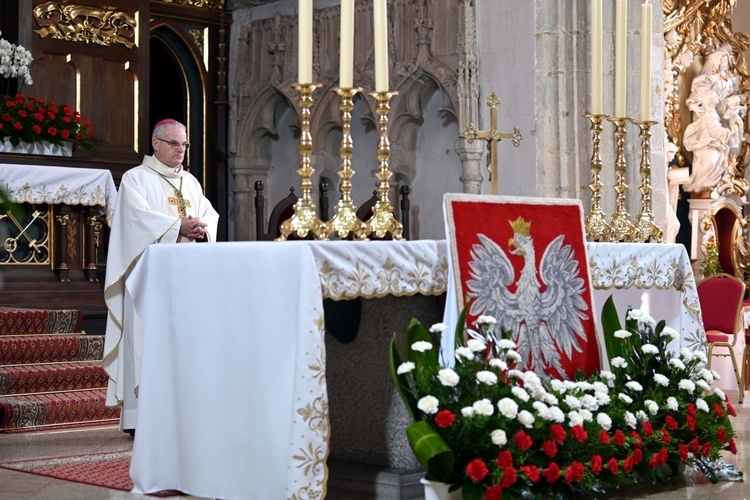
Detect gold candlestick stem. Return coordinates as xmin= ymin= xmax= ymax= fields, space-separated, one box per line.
xmin=633 ymin=120 xmax=663 ymax=243
xmin=604 ymin=116 xmax=636 ymax=242
xmin=584 ymin=113 xmax=610 ymax=241
xmin=329 ymin=87 xmax=369 ymax=240
xmin=366 ymin=90 xmax=403 ymax=240
xmin=278 ymin=83 xmax=329 ymax=241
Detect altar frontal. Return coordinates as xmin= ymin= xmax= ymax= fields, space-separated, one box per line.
xmin=444 ymin=194 xmax=599 ymax=379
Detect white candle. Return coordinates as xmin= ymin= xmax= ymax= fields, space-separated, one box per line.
xmin=373 ymin=0 xmax=389 ymax=92
xmin=591 ymin=0 xmax=603 ymax=114
xmin=640 ymin=1 xmax=652 ymax=121
xmin=615 ymin=0 xmax=627 ymax=117
xmin=340 ymin=0 xmax=354 ymax=88
xmin=298 ymin=0 xmax=313 ymax=84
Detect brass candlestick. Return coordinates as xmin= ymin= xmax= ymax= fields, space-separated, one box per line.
xmin=633 ymin=120 xmax=664 ymax=243
xmin=604 ymin=116 xmax=636 ymax=242
xmin=328 ymin=87 xmax=369 ymax=240
xmin=366 ymin=90 xmax=403 ymax=240
xmin=278 ymin=83 xmax=330 ymax=241
xmin=584 ymin=113 xmax=610 ymax=241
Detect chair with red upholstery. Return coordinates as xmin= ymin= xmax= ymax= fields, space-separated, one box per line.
xmin=697 ymin=273 xmax=745 ymax=401
xmin=738 ymin=299 xmax=750 ymax=404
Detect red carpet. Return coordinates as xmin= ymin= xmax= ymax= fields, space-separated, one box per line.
xmin=0 ymin=450 xmax=181 ymax=497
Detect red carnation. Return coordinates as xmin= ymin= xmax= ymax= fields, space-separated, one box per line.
xmin=520 ymin=464 xmax=540 ymax=483
xmin=690 ymin=437 xmax=700 ymax=454
xmin=649 ymin=453 xmax=660 ymax=469
xmin=642 ymin=421 xmax=654 ymax=436
xmin=714 ymin=403 xmax=725 ymax=418
xmin=542 ymin=439 xmax=558 ymax=458
xmin=565 ymin=461 xmax=585 ymax=483
xmin=614 ymin=430 xmax=625 ymax=446
xmin=665 ymin=415 xmax=678 ymax=431
xmin=630 ymin=431 xmax=643 ymax=447
xmin=18 ymin=110 xmax=27 ymax=118
xmin=659 ymin=447 xmax=668 ymax=465
xmin=571 ymin=425 xmax=588 ymax=443
xmin=550 ymin=424 xmax=566 ymax=444
xmin=702 ymin=441 xmax=711 ymax=457
xmin=484 ymin=485 xmax=502 ymax=500
xmin=632 ymin=448 xmax=643 ymax=465
xmin=62 ymin=116 xmax=71 ymax=123
xmin=32 ymin=124 xmax=41 ymax=134
xmin=687 ymin=415 xmax=697 ymax=432
xmin=727 ymin=402 xmax=737 ymax=417
xmin=1 ymin=113 xmax=10 ymax=121
xmin=47 ymin=127 xmax=57 ymax=136
xmin=15 ymin=94 xmax=24 ymax=102
xmin=34 ymin=113 xmax=44 ymax=122
xmin=678 ymin=443 xmax=689 ymax=462
xmin=687 ymin=403 xmax=696 ymax=416
xmin=25 ymin=102 xmax=34 ymax=111
xmin=514 ymin=431 xmax=532 ymax=451
xmin=591 ymin=455 xmax=603 ymax=475
xmin=13 ymin=122 xmax=22 ymax=130
xmin=501 ymin=466 xmax=517 ymax=488
xmin=64 ymin=106 xmax=74 ymax=116
xmin=466 ymin=458 xmax=489 ymax=482
xmin=497 ymin=450 xmax=513 ymax=469
xmin=47 ymin=112 xmax=56 ymax=120
xmin=544 ymin=463 xmax=560 ymax=483
xmin=61 ymin=129 xmax=70 ymax=139
xmin=434 ymin=409 xmax=455 ymax=428
xmin=660 ymin=428 xmax=671 ymax=445
xmin=729 ymin=439 xmax=738 ymax=454
xmin=599 ymin=430 xmax=610 ymax=444
xmin=624 ymin=455 xmax=634 ymax=473
xmin=607 ymin=457 xmax=619 ymax=475
xmin=6 ymin=100 xmax=16 ymax=108
xmin=717 ymin=427 xmax=727 ymax=443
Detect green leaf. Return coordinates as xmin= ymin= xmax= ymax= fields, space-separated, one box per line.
xmin=406 ymin=420 xmax=455 ymax=482
xmin=454 ymin=302 xmax=468 ymax=349
xmin=600 ymin=295 xmax=624 ymax=361
xmin=389 ymin=335 xmax=419 ymax=422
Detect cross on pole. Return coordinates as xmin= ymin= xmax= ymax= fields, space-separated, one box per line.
xmin=465 ymin=93 xmax=523 ymax=195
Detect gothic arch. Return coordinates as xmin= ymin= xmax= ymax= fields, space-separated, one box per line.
xmin=236 ymin=85 xmax=298 ymax=159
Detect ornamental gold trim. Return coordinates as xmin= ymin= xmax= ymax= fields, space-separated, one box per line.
xmin=33 ymin=2 xmax=138 ymax=49
xmin=158 ymin=0 xmax=226 ymax=10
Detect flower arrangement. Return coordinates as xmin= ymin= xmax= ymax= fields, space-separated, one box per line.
xmin=0 ymin=32 xmax=95 ymax=151
xmin=390 ymin=298 xmax=739 ymax=499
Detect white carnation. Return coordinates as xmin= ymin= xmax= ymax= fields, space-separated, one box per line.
xmin=696 ymin=380 xmax=710 ymax=391
xmin=636 ymin=410 xmax=648 ymax=422
xmin=417 ymin=395 xmax=439 ymax=414
xmin=437 ymin=368 xmax=460 ymax=387
xmin=641 ymin=344 xmax=659 ymax=354
xmin=580 ymin=394 xmax=599 ymax=411
xmin=411 ymin=341 xmax=433 ymax=353
xmin=653 ymin=373 xmax=670 ymax=387
xmin=467 ymin=339 xmax=487 ymax=352
xmin=543 ymin=393 xmax=559 ymax=406
xmin=476 ymin=370 xmax=498 ymax=386
xmin=599 ymin=370 xmax=616 ymax=382
xmin=666 ymin=397 xmax=679 ymax=412
xmin=396 ymin=361 xmax=415 ymax=375
xmin=669 ymin=358 xmax=686 ymax=370
xmin=548 ymin=406 xmax=566 ymax=423
xmin=696 ymin=398 xmax=709 ymax=413
xmin=564 ymin=394 xmax=582 ymax=410
xmin=618 ymin=393 xmax=633 ymax=404
xmin=511 ymin=386 xmax=530 ymax=402
xmin=678 ymin=379 xmax=696 ymax=394
xmin=713 ymin=388 xmax=726 ymax=401
xmin=579 ymin=409 xmax=593 ymax=422
xmin=455 ymin=347 xmax=474 ymax=360
xmin=624 ymin=411 xmax=637 ymax=429
xmin=532 ymin=401 xmax=550 ymax=419
xmin=505 ymin=349 xmax=521 ymax=361
xmin=473 ymin=398 xmax=495 ymax=416
xmin=567 ymin=410 xmax=584 ymax=427
xmin=661 ymin=326 xmax=679 ymax=340
xmin=507 ymin=369 xmax=523 ymax=379
xmin=497 ymin=398 xmax=519 ymax=419
xmin=489 ymin=358 xmax=508 ymax=371
xmin=497 ymin=339 xmax=517 ymax=350
xmin=611 ymin=357 xmax=628 ymax=368
xmin=477 ymin=315 xmax=497 ymax=325
xmin=626 ymin=381 xmax=643 ymax=392
xmin=644 ymin=400 xmax=659 ymax=415
xmin=550 ymin=379 xmax=565 ymax=392
xmin=592 ymin=381 xmax=609 ymax=394
xmin=518 ymin=410 xmax=535 ymax=428
xmin=597 ymin=412 xmax=612 ymax=431
xmin=491 ymin=429 xmax=507 ymax=447
xmin=614 ymin=329 xmax=632 ymax=339
xmin=461 ymin=406 xmax=475 ymax=418
xmin=429 ymin=323 xmax=448 ymax=333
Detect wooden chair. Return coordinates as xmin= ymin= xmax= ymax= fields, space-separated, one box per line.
xmin=697 ymin=272 xmax=746 ymax=400
xmin=254 ymin=181 xmax=298 ymax=241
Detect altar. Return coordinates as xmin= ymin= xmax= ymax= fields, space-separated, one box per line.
xmin=125 ymin=239 xmax=705 ymax=499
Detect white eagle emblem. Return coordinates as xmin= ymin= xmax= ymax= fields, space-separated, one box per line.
xmin=466 ymin=216 xmax=590 ymax=377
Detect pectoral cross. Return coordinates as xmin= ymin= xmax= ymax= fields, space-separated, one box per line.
xmin=168 ymin=194 xmax=191 ymax=219
xmin=465 ymin=93 xmax=523 ymax=195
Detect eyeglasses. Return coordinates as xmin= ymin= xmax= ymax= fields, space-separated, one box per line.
xmin=156 ymin=137 xmax=190 ymax=150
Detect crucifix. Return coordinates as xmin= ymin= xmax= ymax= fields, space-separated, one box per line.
xmin=465 ymin=93 xmax=523 ymax=195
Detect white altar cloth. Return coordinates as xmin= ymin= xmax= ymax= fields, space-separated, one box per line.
xmin=127 ymin=240 xmax=449 ymax=499
xmin=0 ymin=162 xmax=117 ymax=225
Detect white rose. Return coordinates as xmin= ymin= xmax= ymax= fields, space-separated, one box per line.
xmin=396 ymin=361 xmax=415 ymax=375
xmin=438 ymin=368 xmax=460 ymax=387
xmin=417 ymin=395 xmax=439 ymax=414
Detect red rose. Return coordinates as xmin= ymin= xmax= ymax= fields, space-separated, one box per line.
xmin=520 ymin=464 xmax=540 ymax=482
xmin=501 ymin=466 xmax=517 ymax=488
xmin=591 ymin=455 xmax=603 ymax=475
xmin=624 ymin=455 xmax=634 ymax=473
xmin=61 ymin=129 xmax=70 ymax=139
xmin=542 ymin=440 xmax=558 ymax=458
xmin=702 ymin=442 xmax=711 ymax=457
xmin=607 ymin=457 xmax=619 ymax=475
xmin=599 ymin=430 xmax=610 ymax=444
xmin=717 ymin=427 xmax=727 ymax=443
xmin=632 ymin=448 xmax=643 ymax=465
xmin=544 ymin=462 xmax=560 ymax=483
xmin=550 ymin=424 xmax=566 ymax=444
xmin=665 ymin=415 xmax=678 ymax=431
xmin=687 ymin=403 xmax=696 ymax=416
xmin=729 ymin=439 xmax=738 ymax=454
xmin=514 ymin=431 xmax=532 ymax=451
xmin=47 ymin=127 xmax=57 ymax=136
xmin=565 ymin=461 xmax=585 ymax=483
xmin=660 ymin=428 xmax=671 ymax=445
xmin=649 ymin=453 xmax=660 ymax=469
xmin=659 ymin=447 xmax=668 ymax=464
xmin=32 ymin=125 xmax=41 ymax=134
xmin=678 ymin=443 xmax=689 ymax=462
xmin=642 ymin=421 xmax=654 ymax=436
xmin=714 ymin=403 xmax=725 ymax=418
xmin=434 ymin=409 xmax=455 ymax=428
xmin=466 ymin=458 xmax=489 ymax=482
xmin=484 ymin=485 xmax=502 ymax=500
xmin=630 ymin=431 xmax=643 ymax=447
xmin=690 ymin=437 xmax=700 ymax=454
xmin=571 ymin=425 xmax=588 ymax=443
xmin=614 ymin=430 xmax=625 ymax=446
xmin=497 ymin=450 xmax=513 ymax=469
xmin=687 ymin=415 xmax=697 ymax=432
xmin=727 ymin=402 xmax=737 ymax=417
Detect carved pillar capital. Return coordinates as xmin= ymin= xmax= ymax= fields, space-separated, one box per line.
xmin=455 ymin=138 xmax=485 ymax=194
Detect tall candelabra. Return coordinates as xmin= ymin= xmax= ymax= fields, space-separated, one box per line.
xmin=603 ymin=117 xmax=636 ymax=242
xmin=366 ymin=91 xmax=403 ymax=240
xmin=277 ymin=83 xmax=330 ymax=241
xmin=633 ymin=120 xmax=663 ymax=243
xmin=584 ymin=113 xmax=609 ymax=241
xmin=328 ymin=87 xmax=369 ymax=240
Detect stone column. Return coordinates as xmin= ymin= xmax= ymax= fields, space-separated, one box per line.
xmin=455 ymin=138 xmax=485 ymax=194
xmin=229 ymin=157 xmax=270 ymax=241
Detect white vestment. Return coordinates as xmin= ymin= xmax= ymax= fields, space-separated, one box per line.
xmin=103 ymin=155 xmax=219 ymax=429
